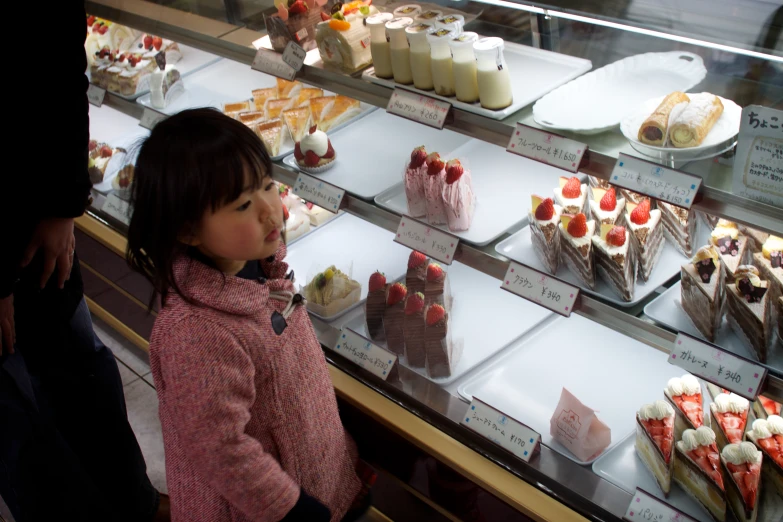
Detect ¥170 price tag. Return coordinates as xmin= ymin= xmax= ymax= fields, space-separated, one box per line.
xmin=461 ymin=397 xmax=541 ymax=463
xmin=334 ymin=328 xmax=397 ymax=380
xmin=101 ymin=193 xmax=131 ymax=225
xmin=387 ymin=89 xmax=450 ymax=130
xmin=501 ymin=261 xmax=579 ymax=317
xmin=251 ymin=48 xmax=297 ymax=81
xmin=507 ymin=123 xmax=586 ymax=173
xmin=139 ymin=107 xmax=167 ymax=130
xmin=87 ymin=84 xmax=106 ymax=107
xmin=611 ymin=153 xmax=702 ymax=209
xmin=282 ymin=41 xmax=306 ymax=72
xmin=624 ymin=488 xmax=696 ymax=522
xmin=292 ymin=173 xmax=344 ymax=214
xmin=394 ymin=216 xmax=458 ymax=265
xmin=669 ymin=332 xmax=767 ymax=400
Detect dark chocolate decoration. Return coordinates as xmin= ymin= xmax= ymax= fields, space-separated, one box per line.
xmin=737 ymin=277 xmax=768 ymax=303
xmin=271 ymin=311 xmax=288 ymax=335
xmin=771 ymin=251 xmax=782 ymax=269
xmin=717 ymin=235 xmax=740 ymax=257
xmin=154 ymin=51 xmax=166 ymax=71
xmin=696 ymin=258 xmax=716 ymax=282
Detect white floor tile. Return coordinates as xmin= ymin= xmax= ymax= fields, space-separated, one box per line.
xmin=92 ymin=315 xmax=152 ymax=377
xmin=117 ymin=360 xmax=140 ymax=386
xmin=124 ymin=379 xmax=168 ymax=494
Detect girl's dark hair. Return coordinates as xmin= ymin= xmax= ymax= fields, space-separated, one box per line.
xmin=126 ymin=108 xmax=272 ymax=311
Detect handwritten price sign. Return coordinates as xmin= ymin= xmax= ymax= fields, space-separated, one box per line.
xmin=251 ymin=48 xmax=297 ymax=81
xmin=87 ymin=84 xmax=106 ymax=107
xmin=101 ymin=193 xmax=131 ymax=226
xmin=624 ymin=489 xmax=697 ymax=522
xmin=334 ymin=328 xmax=397 ymax=380
xmin=386 ymin=89 xmax=450 ymax=130
xmin=669 ymin=332 xmax=767 ymax=400
xmin=611 ymin=153 xmax=702 ymax=209
xmin=292 ymin=173 xmax=344 ymax=214
xmin=461 ymin=397 xmax=541 ymax=463
xmin=501 ymin=261 xmax=579 ymax=317
xmin=282 ymin=41 xmax=306 ymax=72
xmin=394 ymin=216 xmax=458 ymax=265
xmin=507 ymin=124 xmax=586 ymax=173
xmin=139 ymin=107 xmax=167 ymax=130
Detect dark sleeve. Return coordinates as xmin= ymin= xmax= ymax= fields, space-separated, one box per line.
xmin=280 ymin=489 xmax=331 ymax=522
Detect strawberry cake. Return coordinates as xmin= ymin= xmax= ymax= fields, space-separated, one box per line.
xmin=529 ymin=196 xmax=563 ymax=274
xmin=424 ymin=153 xmax=448 ymax=225
xmin=681 ymin=245 xmax=725 ymax=343
xmin=384 ymin=282 xmax=408 ymax=355
xmin=747 ymin=415 xmax=783 ymax=497
xmin=294 ymin=125 xmax=336 ymax=172
xmin=404 ymin=146 xmax=428 ymax=217
xmin=754 ymin=396 xmax=782 ymax=420
xmin=710 ymin=220 xmax=749 ymax=281
xmin=365 ymin=271 xmax=387 ymax=340
xmin=626 ymin=199 xmax=664 ymax=282
xmin=589 ymin=186 xmax=625 ymax=226
xmin=593 ymin=224 xmax=636 ymax=302
xmin=406 ymin=251 xmax=428 ymax=296
xmin=558 ymin=213 xmax=595 ymax=289
xmin=441 ymin=159 xmax=475 ymax=232
xmin=710 ymin=393 xmax=750 ymax=450
xmin=554 ymin=176 xmax=587 ymax=215
xmin=720 ymin=442 xmax=762 ymax=522
xmin=403 ymin=292 xmax=427 ymax=368
xmin=664 ymin=374 xmax=704 ymax=440
xmin=424 ymin=303 xmax=455 ymax=378
xmin=673 ymin=427 xmax=726 ymax=522
xmin=635 ymin=400 xmax=675 ymax=496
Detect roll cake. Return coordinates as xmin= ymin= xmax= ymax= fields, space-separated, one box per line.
xmin=669 ymin=93 xmax=724 ymax=148
xmin=638 ymin=91 xmax=690 ymax=146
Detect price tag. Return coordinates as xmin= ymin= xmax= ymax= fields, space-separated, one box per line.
xmin=333 ymin=328 xmax=397 ymax=380
xmin=139 ymin=107 xmax=167 ymax=130
xmin=669 ymin=332 xmax=767 ymax=400
xmin=282 ymin=41 xmax=306 ymax=72
xmin=394 ymin=216 xmax=458 ymax=265
xmin=461 ymin=397 xmax=541 ymax=463
xmin=87 ymin=84 xmax=106 ymax=107
xmin=292 ymin=173 xmax=344 ymax=213
xmin=506 ymin=123 xmax=586 ymax=173
xmin=732 ymin=105 xmax=783 ymax=208
xmin=501 ymin=261 xmax=579 ymax=317
xmin=386 ymin=89 xmax=450 ymax=130
xmin=610 ymin=153 xmax=702 ymax=209
xmin=101 ymin=193 xmax=131 ymax=225
xmin=624 ymin=488 xmax=697 ymax=522
xmin=251 ymin=48 xmax=297 ymax=81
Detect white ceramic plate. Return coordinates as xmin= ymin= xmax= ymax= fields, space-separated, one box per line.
xmin=533 ymin=52 xmax=707 ymax=134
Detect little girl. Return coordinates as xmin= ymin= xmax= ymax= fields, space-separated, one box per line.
xmin=127 ymin=108 xmax=366 ymax=522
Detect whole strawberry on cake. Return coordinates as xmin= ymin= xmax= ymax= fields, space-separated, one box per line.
xmin=404 ymin=146 xmax=428 ymax=217
xmin=294 ymin=125 xmax=336 ymax=172
xmin=441 ymin=159 xmax=475 ymax=232
xmin=554 ymin=176 xmax=587 ymax=215
xmin=589 ymin=186 xmax=625 ymax=226
xmin=529 ymin=196 xmax=563 ymax=274
xmin=424 ymin=152 xmax=448 ymax=225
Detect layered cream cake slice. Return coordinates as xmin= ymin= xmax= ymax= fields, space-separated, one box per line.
xmin=681 ymin=246 xmax=725 ymax=343
xmin=659 ymin=202 xmax=698 ymax=257
xmin=673 ymin=427 xmax=727 ymax=522
xmin=746 ymin=415 xmax=783 ymax=497
xmin=553 ymin=176 xmax=588 ymax=215
xmin=529 ymin=196 xmax=563 ymax=274
xmin=635 ymin=400 xmax=676 ymax=496
xmin=710 ymin=220 xmax=749 ymax=281
xmin=558 ymin=213 xmax=596 ymax=289
xmin=626 ymin=199 xmax=664 ymax=282
xmin=664 ymin=374 xmax=705 ymax=440
xmin=721 ymin=442 xmax=762 ymax=522
xmin=252 ymin=87 xmax=277 ymax=112
xmin=593 ymin=224 xmax=635 ymax=302
xmin=739 ymin=225 xmax=769 ymax=254
xmin=726 ymin=266 xmax=772 ymax=362
xmin=589 ymin=186 xmax=625 ymax=226
xmin=711 ymin=393 xmax=750 ymax=450
xmin=254 ymin=119 xmax=284 ymax=157
xmin=752 ymin=235 xmax=783 ymax=317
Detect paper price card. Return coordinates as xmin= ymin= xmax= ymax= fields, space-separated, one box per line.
xmin=461 ymin=397 xmax=541 ymax=463
xmin=251 ymin=48 xmax=296 ymax=81
xmin=501 ymin=261 xmax=579 ymax=317
xmin=139 ymin=107 xmax=167 ymax=130
xmin=624 ymin=488 xmax=697 ymax=522
xmin=506 ymin=124 xmax=586 ymax=173
xmin=102 ymin=193 xmax=131 ymax=226
xmin=87 ymin=84 xmax=106 ymax=107
xmin=610 ymin=153 xmax=702 ymax=209
xmin=669 ymin=332 xmax=767 ymax=400
xmin=292 ymin=173 xmax=344 ymax=214
xmin=394 ymin=216 xmax=458 ymax=265
xmin=386 ymin=89 xmax=450 ymax=130
xmin=732 ymin=105 xmax=782 ymax=208
xmin=282 ymin=41 xmax=306 ymax=72
xmin=333 ymin=328 xmax=397 ymax=380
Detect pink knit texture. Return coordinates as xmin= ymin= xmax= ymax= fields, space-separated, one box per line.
xmin=149 ymin=245 xmax=361 ymax=522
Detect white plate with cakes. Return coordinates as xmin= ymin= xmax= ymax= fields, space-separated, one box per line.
xmin=620 ymin=93 xmax=742 ymax=164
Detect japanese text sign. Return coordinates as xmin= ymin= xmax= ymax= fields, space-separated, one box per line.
xmin=501 ymin=261 xmax=579 ymax=317
xmin=507 ymin=124 xmax=586 ymax=173
xmin=461 ymin=397 xmax=541 ymax=463
xmin=333 ymin=328 xmax=397 ymax=380
xmin=387 ymin=89 xmax=450 ymax=129
xmin=732 ymin=105 xmax=783 ymax=208
xmin=292 ymin=173 xmax=344 ymax=213
xmin=394 ymin=216 xmax=458 ymax=265
xmin=610 ymin=153 xmax=702 ymax=209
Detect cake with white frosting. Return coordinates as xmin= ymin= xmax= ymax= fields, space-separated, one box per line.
xmin=726 ymin=266 xmax=772 ymax=362
xmin=293 ymin=125 xmax=336 ymax=171
xmin=710 ymin=219 xmax=749 ymax=281
xmin=529 ymin=195 xmax=562 ymax=274
xmin=635 ymin=400 xmax=675 ymax=496
xmin=589 ymin=186 xmax=625 ymax=226
xmin=559 ymin=213 xmax=595 ymax=289
xmin=681 ymin=245 xmax=725 ymax=342
xmin=720 ymin=442 xmax=761 ymax=522
xmin=149 ymin=53 xmax=183 ymax=109
xmin=553 ymin=176 xmax=587 ymax=215
xmin=710 ymin=393 xmax=750 ymax=450
xmin=673 ymin=426 xmax=726 ymax=521
xmin=593 ymin=224 xmax=635 ymax=302
xmin=752 ymin=235 xmax=783 ymax=325
xmin=626 ymin=199 xmax=664 ymax=282
xmin=746 ymin=415 xmax=783 ymax=497
xmin=663 ymin=374 xmax=704 ymax=440
xmin=659 ymin=201 xmax=698 ymax=257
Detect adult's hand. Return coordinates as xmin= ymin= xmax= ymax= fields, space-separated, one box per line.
xmin=20 ymin=218 xmax=76 ymax=289
xmin=0 ymin=295 xmax=13 ymax=355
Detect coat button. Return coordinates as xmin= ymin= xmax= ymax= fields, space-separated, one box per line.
xmin=292 ymin=293 xmax=303 ymax=304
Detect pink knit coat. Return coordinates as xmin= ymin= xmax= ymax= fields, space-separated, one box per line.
xmin=149 ymin=245 xmax=361 ymax=522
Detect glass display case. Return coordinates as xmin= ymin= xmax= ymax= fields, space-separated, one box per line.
xmin=82 ymin=1 xmax=783 ymax=520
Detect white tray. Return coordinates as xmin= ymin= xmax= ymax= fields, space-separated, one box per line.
xmin=495 ymin=225 xmax=686 ymax=307
xmin=373 ymin=140 xmax=574 ymax=246
xmin=88 ymin=104 xmax=150 ymax=194
xmin=285 ymin=209 xmax=342 ymax=246
xmin=284 ymin=213 xmax=411 ymax=322
xmin=343 ymin=260 xmax=554 ymax=385
xmin=621 ymin=94 xmax=742 ymax=163
xmin=362 ymin=41 xmax=591 ymax=120
xmin=136 ymin=59 xmax=376 ymax=161
xmin=644 ymin=281 xmax=783 ymax=369
xmin=533 ymin=52 xmax=707 ymax=134
xmin=458 ymin=314 xmax=688 ymax=464
xmin=282 ymin=110 xmax=471 ymax=199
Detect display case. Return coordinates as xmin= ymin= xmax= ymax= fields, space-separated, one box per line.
xmin=81 ymin=1 xmax=783 ymax=520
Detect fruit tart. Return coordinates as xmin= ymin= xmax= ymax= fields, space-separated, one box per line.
xmin=746 ymin=415 xmax=783 ymax=497
xmin=721 ymin=442 xmax=762 ymax=522
xmin=294 ymin=125 xmax=336 ymax=173
xmin=673 ymin=426 xmax=727 ymax=522
xmin=635 ymin=400 xmax=675 ymax=496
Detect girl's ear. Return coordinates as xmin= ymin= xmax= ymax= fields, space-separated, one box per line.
xmin=178 ymin=223 xmax=202 ymax=246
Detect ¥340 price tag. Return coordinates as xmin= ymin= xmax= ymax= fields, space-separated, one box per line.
xmin=461 ymin=397 xmax=541 ymax=463
xmin=387 ymin=89 xmax=450 ymax=130
xmin=507 ymin=124 xmax=586 ymax=173
xmin=669 ymin=332 xmax=767 ymax=400
xmin=394 ymin=216 xmax=458 ymax=264
xmin=501 ymin=261 xmax=579 ymax=317
xmin=611 ymin=153 xmax=702 ymax=209
xmin=139 ymin=107 xmax=167 ymax=130
xmin=251 ymin=48 xmax=297 ymax=81
xmin=334 ymin=328 xmax=397 ymax=380
xmin=624 ymin=488 xmax=697 ymax=522
xmin=292 ymin=173 xmax=344 ymax=213
xmin=101 ymin=193 xmax=131 ymax=225
xmin=87 ymin=84 xmax=106 ymax=107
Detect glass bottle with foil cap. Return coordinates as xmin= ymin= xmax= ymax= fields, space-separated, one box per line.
xmin=427 ymin=28 xmax=456 ymax=96
xmin=405 ymin=22 xmax=437 ymax=90
xmin=473 ymin=37 xmax=513 ymax=110
xmin=367 ymin=12 xmax=394 ymax=79
xmin=436 ymin=14 xmax=464 ymax=35
xmin=393 ymin=4 xmax=421 ymax=18
xmin=386 ymin=17 xmax=414 ymax=85
xmin=448 ymin=32 xmax=479 ymax=103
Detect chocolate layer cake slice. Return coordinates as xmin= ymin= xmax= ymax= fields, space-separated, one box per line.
xmin=726 ymin=266 xmax=771 ymax=363
xmin=365 ymin=271 xmax=388 ymax=340
xmin=752 ymin=235 xmax=783 ymax=324
xmin=659 ymin=201 xmax=698 ymax=257
xmin=529 ymin=195 xmax=563 ymax=274
xmin=553 ymin=176 xmax=587 ymax=215
xmin=383 ymin=282 xmax=407 ymax=355
xmin=681 ymin=246 xmax=725 ymax=342
xmin=559 ymin=213 xmax=596 ymax=289
xmin=710 ymin=220 xmax=749 ymax=281
xmin=589 ymin=186 xmax=625 ymax=226
xmin=673 ymin=427 xmax=727 ymax=522
xmin=406 ymin=251 xmax=429 ymax=297
xmin=424 ymin=304 xmax=456 ymax=379
xmin=403 ymin=292 xmax=426 ymax=368
xmin=626 ymin=200 xmax=664 ymax=282
xmin=424 ymin=263 xmax=447 ymax=307
xmin=592 ymin=224 xmax=635 ymax=302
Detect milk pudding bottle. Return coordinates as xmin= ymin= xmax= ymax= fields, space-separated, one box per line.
xmin=367 ymin=12 xmax=394 ymax=78
xmin=405 ymin=22 xmax=436 ymax=90
xmin=448 ymin=32 xmax=479 ymax=103
xmin=435 ymin=14 xmax=464 ymax=34
xmin=386 ymin=17 xmax=414 ymax=85
xmin=427 ymin=29 xmax=456 ymax=96
xmin=393 ymin=4 xmax=421 ymax=18
xmin=474 ymin=37 xmax=512 ymax=110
